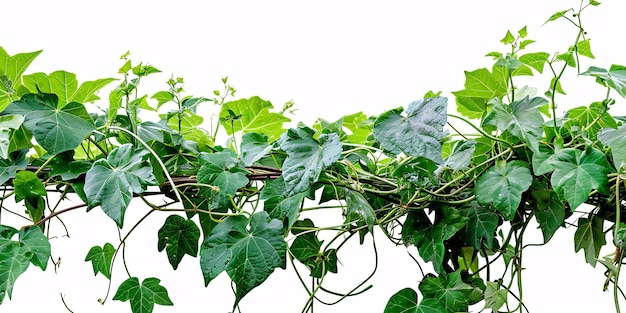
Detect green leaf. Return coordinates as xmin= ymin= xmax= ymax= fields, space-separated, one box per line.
xmin=374 ymin=97 xmax=447 ymax=163
xmin=590 ymin=0 xmax=601 ymax=5
xmin=452 ymin=68 xmax=508 ymax=119
xmin=0 ymin=48 xmax=41 ymax=111
xmin=157 ymin=215 xmax=200 ymax=270
xmin=549 ymin=148 xmax=611 ymax=210
xmin=199 ymin=211 xmax=286 ymax=309
xmin=0 ymin=239 xmax=30 ymax=304
xmin=113 ymin=277 xmax=173 ymax=313
xmin=0 ymin=226 xmax=18 ymax=240
xmin=483 ymin=96 xmax=547 ymax=153
xmin=345 ymin=189 xmax=376 ymax=233
xmin=442 ymin=140 xmax=475 ymax=171
xmin=564 ymin=102 xmax=616 ymax=137
xmin=519 ymin=39 xmax=535 ymax=50
xmin=531 ymin=189 xmax=565 ymax=243
xmin=574 ymin=217 xmax=606 ymax=267
xmin=241 ymin=132 xmax=273 ymax=166
xmin=544 ymin=9 xmax=571 ymax=25
xmin=418 ymin=271 xmax=474 ymax=313
xmin=289 ymin=219 xmax=338 ymax=278
xmin=84 ymin=144 xmax=158 ymax=227
xmin=484 ymin=281 xmax=507 ymax=312
xmin=598 ymin=125 xmax=626 ymax=169
xmin=475 ymin=161 xmax=532 ymax=220
xmin=557 ymin=51 xmax=576 ymax=67
xmin=518 ymin=26 xmax=528 ymax=38
xmin=18 ymin=227 xmax=50 ymax=271
xmin=459 ymin=202 xmax=499 ymax=249
xmin=279 ymin=127 xmax=342 ymax=196
xmin=0 ymin=114 xmax=23 ymax=159
xmin=220 ymin=96 xmax=290 ymax=141
xmin=13 ymin=171 xmax=46 ymax=223
xmin=197 ymin=151 xmax=249 ymax=209
xmin=577 ymin=39 xmax=595 ymax=59
xmin=85 ymin=243 xmax=115 ymax=279
xmin=582 ymin=65 xmax=626 ymax=98
xmin=549 ymin=77 xmax=566 ymax=95
xmin=519 ymin=52 xmax=550 ymax=73
xmin=384 ymin=288 xmax=419 ymax=313
xmin=151 ymin=91 xmax=174 ymax=109
xmin=49 ymin=151 xmax=92 ymax=181
xmin=4 ymin=93 xmax=95 ymax=154
xmin=22 ymin=71 xmax=115 ymax=107
xmin=500 ymin=30 xmax=515 ymax=44
xmin=414 ymin=223 xmax=446 ymax=275
xmin=0 ymin=149 xmax=28 ymax=185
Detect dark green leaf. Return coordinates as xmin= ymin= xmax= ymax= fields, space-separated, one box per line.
xmin=0 ymin=226 xmax=18 ymax=240
xmin=197 ymin=151 xmax=249 ymax=209
xmin=532 ymin=144 xmax=555 ymax=175
xmin=0 ymin=149 xmax=28 ymax=185
xmin=199 ymin=211 xmax=286 ymax=308
xmin=532 ymin=189 xmax=565 ymax=243
xmin=582 ymin=65 xmax=626 ymax=98
xmin=157 ymin=215 xmax=200 ymax=270
xmin=549 ymin=148 xmax=611 ymax=210
xmin=384 ymin=288 xmax=419 ymax=313
xmin=289 ymin=219 xmax=338 ymax=278
xmin=459 ymin=202 xmax=499 ymax=249
xmin=414 ymin=224 xmax=446 ymax=275
xmin=0 ymin=239 xmax=30 ymax=304
xmin=84 ymin=144 xmax=158 ymax=227
xmin=4 ymin=93 xmax=95 ymax=154
xmin=113 ymin=277 xmax=173 ymax=313
xmin=374 ymin=97 xmax=447 ymax=163
xmin=482 ymin=96 xmax=547 ymax=153
xmin=279 ymin=127 xmax=342 ymax=196
xmin=220 ymin=96 xmax=290 ymax=141
xmin=18 ymin=227 xmax=50 ymax=271
xmin=574 ymin=217 xmax=606 ymax=267
xmin=49 ymin=151 xmax=92 ymax=181
xmin=85 ymin=243 xmax=115 ymax=279
xmin=418 ymin=271 xmax=474 ymax=313
xmin=475 ymin=160 xmax=532 ymax=220
xmin=13 ymin=171 xmax=46 ymax=223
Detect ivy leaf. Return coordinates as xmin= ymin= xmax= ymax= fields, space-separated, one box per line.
xmin=0 ymin=239 xmax=30 ymax=304
xmin=199 ymin=211 xmax=286 ymax=308
xmin=0 ymin=226 xmax=18 ymax=240
xmin=484 ymin=281 xmax=507 ymax=312
xmin=49 ymin=151 xmax=92 ymax=181
xmin=289 ymin=219 xmax=338 ymax=278
xmin=574 ymin=217 xmax=606 ymax=267
xmin=532 ymin=189 xmax=565 ymax=243
xmin=598 ymin=125 xmax=626 ymax=169
xmin=220 ymin=96 xmax=290 ymax=141
xmin=532 ymin=144 xmax=555 ymax=176
xmin=18 ymin=227 xmax=50 ymax=271
xmin=0 ymin=48 xmax=41 ymax=111
xmin=582 ymin=65 xmax=626 ymax=97
xmin=414 ymin=224 xmax=446 ymax=275
xmin=113 ymin=277 xmax=173 ymax=313
xmin=459 ymin=202 xmax=499 ymax=249
xmin=0 ymin=149 xmax=28 ymax=186
xmin=475 ymin=160 xmax=532 ymax=220
xmin=0 ymin=114 xmax=23 ymax=159
xmin=197 ymin=151 xmax=249 ymax=209
xmin=452 ymin=68 xmax=508 ymax=119
xmin=483 ymin=96 xmax=547 ymax=153
xmin=345 ymin=189 xmax=376 ymax=233
xmin=85 ymin=243 xmax=115 ymax=279
xmin=84 ymin=144 xmax=158 ymax=227
xmin=442 ymin=140 xmax=475 ymax=171
xmin=564 ymin=102 xmax=617 ymax=137
xmin=418 ymin=271 xmax=474 ymax=313
xmin=13 ymin=171 xmax=46 ymax=223
xmin=22 ymin=71 xmax=115 ymax=107
xmin=500 ymin=30 xmax=515 ymax=44
xmin=241 ymin=132 xmax=273 ymax=166
xmin=384 ymin=288 xmax=419 ymax=313
xmin=519 ymin=52 xmax=550 ymax=73
xmin=157 ymin=215 xmax=200 ymax=270
xmin=544 ymin=9 xmax=571 ymax=25
xmin=4 ymin=93 xmax=95 ymax=154
xmin=549 ymin=148 xmax=611 ymax=210
xmin=576 ymin=39 xmax=595 ymax=59
xmin=374 ymin=97 xmax=447 ymax=163
xmin=279 ymin=127 xmax=342 ymax=196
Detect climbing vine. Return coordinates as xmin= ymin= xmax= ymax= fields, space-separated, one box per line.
xmin=0 ymin=1 xmax=625 ymax=312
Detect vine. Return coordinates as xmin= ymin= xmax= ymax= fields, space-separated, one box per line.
xmin=0 ymin=1 xmax=625 ymax=312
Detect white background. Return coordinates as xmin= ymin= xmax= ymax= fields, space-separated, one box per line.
xmin=2 ymin=1 xmax=626 ymax=312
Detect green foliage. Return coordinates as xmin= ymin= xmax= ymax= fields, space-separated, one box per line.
xmin=2 ymin=2 xmax=626 ymax=312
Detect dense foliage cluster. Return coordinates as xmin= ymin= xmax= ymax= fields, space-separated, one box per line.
xmin=1 ymin=1 xmax=625 ymax=312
